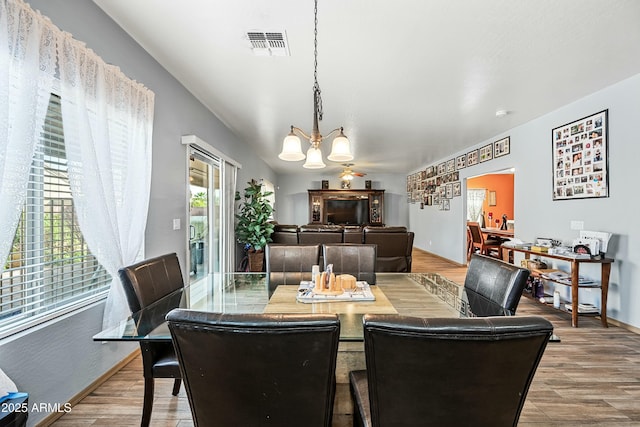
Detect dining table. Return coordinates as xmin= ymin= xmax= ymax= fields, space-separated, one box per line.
xmin=93 ymin=272 xmax=511 ymax=344
xmin=93 ymin=271 xmax=556 ymax=418
xmin=481 ymin=227 xmax=515 ymax=239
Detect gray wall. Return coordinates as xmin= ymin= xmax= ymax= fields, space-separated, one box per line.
xmin=274 ymin=173 xmax=409 ymax=226
xmin=409 ymin=73 xmax=640 ymax=329
xmin=0 ymin=1 xmax=274 ymax=425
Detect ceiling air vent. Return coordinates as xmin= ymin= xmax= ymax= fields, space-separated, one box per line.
xmin=247 ymin=31 xmax=290 ymax=57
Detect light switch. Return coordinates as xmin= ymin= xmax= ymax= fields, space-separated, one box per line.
xmin=173 ymin=218 xmax=181 ymax=230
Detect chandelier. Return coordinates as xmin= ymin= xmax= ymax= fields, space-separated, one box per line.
xmin=278 ymin=0 xmax=353 ymax=169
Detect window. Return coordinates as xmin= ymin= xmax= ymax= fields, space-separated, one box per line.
xmin=0 ymin=94 xmax=110 ymax=338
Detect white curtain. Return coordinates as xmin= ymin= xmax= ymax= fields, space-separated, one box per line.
xmin=58 ymin=34 xmax=154 ymax=329
xmin=222 ymin=160 xmax=237 ymax=273
xmin=0 ymin=0 xmax=58 ymax=271
xmin=467 ymin=188 xmax=486 ymax=223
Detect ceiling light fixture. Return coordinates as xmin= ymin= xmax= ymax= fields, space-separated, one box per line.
xmin=278 ymin=0 xmax=352 ymax=169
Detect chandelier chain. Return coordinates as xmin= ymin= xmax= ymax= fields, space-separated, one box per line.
xmin=313 ymin=0 xmax=323 ymax=121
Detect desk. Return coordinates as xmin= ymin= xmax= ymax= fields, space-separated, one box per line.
xmin=501 ymin=245 xmax=613 ymax=328
xmin=481 ymin=227 xmax=514 ymax=239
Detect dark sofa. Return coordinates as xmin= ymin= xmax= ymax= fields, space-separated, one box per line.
xmin=270 ymin=223 xmax=414 ymax=272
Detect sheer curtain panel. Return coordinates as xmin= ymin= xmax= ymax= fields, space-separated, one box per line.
xmin=58 ymin=34 xmax=154 ymax=329
xmin=467 ymin=188 xmax=486 ymax=223
xmin=0 ymin=0 xmax=57 ymax=269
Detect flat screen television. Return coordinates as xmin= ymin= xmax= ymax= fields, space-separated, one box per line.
xmin=325 ymin=199 xmax=369 ymax=225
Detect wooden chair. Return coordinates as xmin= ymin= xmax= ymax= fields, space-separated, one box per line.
xmin=167 ymin=310 xmax=340 ymax=427
xmin=118 ymin=253 xmax=184 ymax=427
xmin=467 ymin=221 xmax=502 ymax=258
xmin=349 ymin=314 xmax=553 ymax=427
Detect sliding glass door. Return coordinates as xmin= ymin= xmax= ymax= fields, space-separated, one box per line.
xmin=188 ymin=149 xmax=221 ymax=283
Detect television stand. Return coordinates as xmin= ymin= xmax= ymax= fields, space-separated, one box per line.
xmin=308 ymin=189 xmax=385 ymax=226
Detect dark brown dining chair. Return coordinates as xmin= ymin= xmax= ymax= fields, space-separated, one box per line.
xmin=322 ymin=243 xmax=377 ymax=284
xmin=467 ymin=221 xmax=502 ymax=258
xmin=118 ymin=253 xmax=184 ymax=427
xmin=350 ymin=314 xmax=553 ymax=427
xmin=464 ymin=253 xmax=530 ymax=316
xmin=167 ymin=310 xmax=340 ymax=427
xmin=265 ymin=243 xmax=321 ymax=291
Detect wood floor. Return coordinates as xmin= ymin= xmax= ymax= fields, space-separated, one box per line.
xmin=48 ymin=248 xmax=640 ymax=426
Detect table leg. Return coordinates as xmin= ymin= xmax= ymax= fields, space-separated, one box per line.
xmin=571 ymin=261 xmax=579 ymax=327
xmin=600 ymin=263 xmax=611 ymax=328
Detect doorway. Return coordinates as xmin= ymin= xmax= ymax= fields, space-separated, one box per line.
xmin=188 ymin=149 xmax=221 ymax=283
xmin=466 ymin=169 xmax=514 ymax=229
xmin=465 ymin=169 xmax=515 ymax=260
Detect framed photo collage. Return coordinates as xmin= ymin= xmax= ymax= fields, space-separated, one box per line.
xmin=552 ymin=110 xmax=608 ymax=200
xmin=407 ymin=136 xmax=511 ymax=210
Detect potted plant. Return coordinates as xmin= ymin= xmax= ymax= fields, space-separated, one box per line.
xmin=235 ymin=179 xmax=275 ymax=271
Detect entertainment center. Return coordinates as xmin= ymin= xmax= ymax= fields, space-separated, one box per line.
xmin=308 ymin=189 xmax=385 ymax=225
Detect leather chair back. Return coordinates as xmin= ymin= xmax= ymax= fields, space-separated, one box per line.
xmin=363 ymin=227 xmax=414 ymax=272
xmin=298 ymin=225 xmax=344 ymax=244
xmin=119 ymin=252 xmax=185 ymax=313
xmin=271 ymin=224 xmax=299 ymax=244
xmin=167 ymin=310 xmax=340 ymax=427
xmin=351 ymin=314 xmax=553 ymax=427
xmin=343 ymin=226 xmax=364 ymax=243
xmin=266 ymin=244 xmax=321 ymax=288
xmin=322 ymin=243 xmax=377 ymax=284
xmin=118 ymin=253 xmax=184 ymax=426
xmin=464 ymin=254 xmax=530 ymax=315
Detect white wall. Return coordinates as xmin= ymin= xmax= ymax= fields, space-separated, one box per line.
xmin=274 ymin=173 xmax=409 ymax=226
xmin=410 ymin=73 xmax=640 ymax=329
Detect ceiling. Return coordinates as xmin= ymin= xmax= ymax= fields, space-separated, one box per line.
xmin=93 ymin=0 xmax=640 ymax=176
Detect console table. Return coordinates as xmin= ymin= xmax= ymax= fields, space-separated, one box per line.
xmin=501 ymin=245 xmax=614 ymax=328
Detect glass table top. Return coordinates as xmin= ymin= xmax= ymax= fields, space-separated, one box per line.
xmin=93 ymin=272 xmax=509 ymax=342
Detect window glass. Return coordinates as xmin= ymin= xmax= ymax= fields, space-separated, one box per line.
xmin=0 ymin=94 xmax=110 ymax=338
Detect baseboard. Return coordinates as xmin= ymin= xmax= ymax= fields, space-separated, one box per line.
xmin=412 ymin=246 xmax=467 ymax=268
xmin=607 ymin=318 xmax=640 ymax=335
xmin=36 ymin=349 xmax=140 ymax=427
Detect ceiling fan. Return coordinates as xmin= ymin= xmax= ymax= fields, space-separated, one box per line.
xmin=339 ymin=163 xmax=366 ymax=181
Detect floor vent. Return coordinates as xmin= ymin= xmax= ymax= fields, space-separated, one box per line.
xmin=247 ymin=31 xmax=290 ymax=56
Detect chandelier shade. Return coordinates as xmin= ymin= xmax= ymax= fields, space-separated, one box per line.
xmin=327 ymin=128 xmax=353 ymax=162
xmin=279 ymin=131 xmax=305 ymax=161
xmin=303 ymin=146 xmax=326 ymax=169
xmin=279 ymin=0 xmax=353 ymax=169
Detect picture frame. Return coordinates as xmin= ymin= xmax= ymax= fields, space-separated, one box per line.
xmin=552 ymin=110 xmax=609 ymax=200
xmin=437 ymin=162 xmax=446 ymax=176
xmin=488 ymin=190 xmax=497 ymax=206
xmin=446 ymin=159 xmax=455 ymax=173
xmin=456 ymin=154 xmax=466 ymax=170
xmin=466 ymin=149 xmax=479 ymax=166
xmin=493 ymin=136 xmax=510 ymax=158
xmin=452 ymin=182 xmax=461 ymax=197
xmin=445 ymin=183 xmax=453 ymax=199
xmin=479 ymin=143 xmax=493 ymax=162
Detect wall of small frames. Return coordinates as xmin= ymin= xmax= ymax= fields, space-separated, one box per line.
xmin=407 ymin=136 xmax=510 ymax=210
